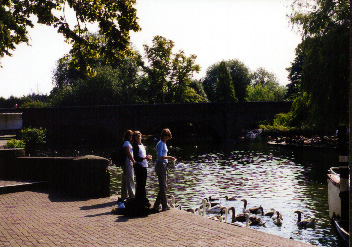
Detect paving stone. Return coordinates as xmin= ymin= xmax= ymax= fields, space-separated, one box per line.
xmin=0 ymin=183 xmax=312 ymax=246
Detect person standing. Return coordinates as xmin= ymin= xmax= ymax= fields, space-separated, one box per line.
xmin=152 ymin=128 xmax=176 ymax=212
xmin=132 ymin=131 xmax=152 ymax=206
xmin=121 ymin=130 xmax=135 ymax=200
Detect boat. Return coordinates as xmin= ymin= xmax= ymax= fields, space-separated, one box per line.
xmin=327 ymin=166 xmax=350 ymax=244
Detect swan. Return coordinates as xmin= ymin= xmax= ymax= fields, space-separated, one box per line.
xmin=204 ymin=197 xmax=220 ymax=207
xmin=199 ymin=199 xmax=211 ymax=216
xmin=248 ymin=215 xmax=266 ymax=226
xmin=227 ymin=208 xmax=250 ymax=227
xmin=205 ymin=203 xmax=223 ymax=214
xmin=241 ymin=199 xmax=264 ymax=216
xmin=225 ymin=195 xmax=237 ymax=201
xmin=208 ymin=196 xmax=219 ymax=201
xmin=228 ymin=207 xmax=256 ymax=223
xmin=273 ymin=211 xmax=282 ymax=226
xmin=186 ymin=208 xmax=195 ymax=214
xmin=194 ymin=207 xmax=203 ymax=216
xmin=220 ymin=206 xmax=229 ymax=223
xmin=264 ymin=208 xmax=275 ymax=217
xmin=169 ymin=195 xmax=180 ymax=209
xmin=294 ymin=210 xmax=316 ymax=228
xmin=209 ymin=214 xmax=224 ymax=222
xmin=272 ymin=211 xmax=283 ymax=220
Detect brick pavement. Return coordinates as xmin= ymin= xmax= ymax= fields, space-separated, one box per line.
xmin=0 ymin=188 xmax=312 ymax=246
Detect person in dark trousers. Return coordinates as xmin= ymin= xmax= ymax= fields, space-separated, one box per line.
xmin=152 ymin=128 xmax=176 ymax=212
xmin=132 ymin=131 xmax=152 ymax=206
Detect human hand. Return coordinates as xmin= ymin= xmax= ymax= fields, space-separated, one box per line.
xmin=146 ymin=155 xmax=152 ymax=160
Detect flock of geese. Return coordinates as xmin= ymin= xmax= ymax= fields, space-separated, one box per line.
xmin=169 ymin=195 xmax=316 ymax=229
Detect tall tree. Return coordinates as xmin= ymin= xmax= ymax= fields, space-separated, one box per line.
xmin=142 ymin=35 xmax=203 ymax=103
xmin=0 ymin=0 xmax=141 ymax=73
xmin=216 ymin=61 xmax=237 ymax=102
xmin=288 ymin=0 xmax=350 ymax=132
xmin=203 ymin=59 xmax=251 ymax=102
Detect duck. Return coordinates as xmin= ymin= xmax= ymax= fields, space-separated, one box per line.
xmin=294 ymin=210 xmax=316 ymax=228
xmin=225 ymin=195 xmax=237 ymax=201
xmin=264 ymin=208 xmax=275 ymax=217
xmin=241 ymin=199 xmax=264 ymax=216
xmin=273 ymin=211 xmax=283 ymax=226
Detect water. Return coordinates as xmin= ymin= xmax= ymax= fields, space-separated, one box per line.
xmin=106 ymin=139 xmax=343 ymax=246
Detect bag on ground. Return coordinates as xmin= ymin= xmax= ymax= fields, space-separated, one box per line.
xmin=123 ymin=198 xmax=150 ymax=217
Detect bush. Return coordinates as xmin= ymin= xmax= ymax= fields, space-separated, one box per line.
xmin=4 ymin=139 xmax=25 ymax=149
xmin=21 ymin=127 xmax=47 ymax=154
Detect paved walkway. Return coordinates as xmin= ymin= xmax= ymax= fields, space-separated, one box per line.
xmin=0 ymin=182 xmax=312 ymax=247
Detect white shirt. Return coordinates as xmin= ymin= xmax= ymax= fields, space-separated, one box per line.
xmin=137 ymin=144 xmax=148 ymax=168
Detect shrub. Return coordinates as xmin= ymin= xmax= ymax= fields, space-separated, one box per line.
xmin=21 ymin=127 xmax=47 ymax=154
xmin=4 ymin=139 xmax=25 ymax=149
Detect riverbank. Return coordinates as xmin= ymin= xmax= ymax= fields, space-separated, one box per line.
xmin=0 ymin=182 xmax=312 ymax=246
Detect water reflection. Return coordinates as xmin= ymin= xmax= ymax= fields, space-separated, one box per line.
xmin=109 ymin=140 xmax=342 ymax=247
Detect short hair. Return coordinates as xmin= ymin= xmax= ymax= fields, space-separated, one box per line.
xmin=161 ymin=128 xmax=172 ymax=139
xmin=123 ymin=130 xmax=133 ymax=141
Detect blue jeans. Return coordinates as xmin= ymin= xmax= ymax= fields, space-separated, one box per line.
xmin=153 ymin=161 xmax=168 ymax=210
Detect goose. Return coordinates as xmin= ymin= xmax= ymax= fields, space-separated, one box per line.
xmin=241 ymin=199 xmax=264 ymax=216
xmin=273 ymin=211 xmax=282 ymax=226
xmin=264 ymin=208 xmax=275 ymax=217
xmin=294 ymin=210 xmax=316 ymax=228
xmin=225 ymin=195 xmax=237 ymax=201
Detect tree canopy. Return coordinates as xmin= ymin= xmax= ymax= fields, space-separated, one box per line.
xmin=0 ymin=0 xmax=141 ymax=72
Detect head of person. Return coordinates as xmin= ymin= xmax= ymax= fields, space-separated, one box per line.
xmin=133 ymin=131 xmax=142 ymax=143
xmin=161 ymin=128 xmax=172 ymax=140
xmin=123 ymin=130 xmax=133 ymax=141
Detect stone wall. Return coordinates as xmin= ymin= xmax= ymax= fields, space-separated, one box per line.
xmin=0 ymin=149 xmax=110 ymax=198
xmin=21 ymin=102 xmax=292 ymax=146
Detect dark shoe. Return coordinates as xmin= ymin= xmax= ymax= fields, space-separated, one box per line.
xmin=162 ymin=206 xmax=171 ymax=211
xmin=150 ymin=208 xmax=159 ymax=214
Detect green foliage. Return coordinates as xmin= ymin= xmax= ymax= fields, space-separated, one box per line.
xmin=203 ymin=59 xmax=251 ymax=102
xmin=246 ymin=68 xmax=286 ymax=102
xmin=21 ymin=127 xmax=47 ymax=153
xmin=216 ymin=61 xmax=237 ymax=102
xmin=142 ymin=35 xmax=203 ymax=104
xmin=4 ymin=139 xmax=25 ymax=149
xmin=0 ymin=94 xmax=50 ymax=108
xmin=0 ymin=0 xmax=140 ymax=70
xmin=286 ymin=0 xmax=350 ymax=133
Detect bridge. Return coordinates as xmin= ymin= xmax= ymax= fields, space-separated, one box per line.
xmin=19 ymin=102 xmax=292 ymax=146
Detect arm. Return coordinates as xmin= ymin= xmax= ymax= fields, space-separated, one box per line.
xmin=124 ymin=145 xmax=135 ymax=163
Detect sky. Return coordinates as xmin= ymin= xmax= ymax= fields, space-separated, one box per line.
xmin=0 ymin=0 xmax=302 ymax=99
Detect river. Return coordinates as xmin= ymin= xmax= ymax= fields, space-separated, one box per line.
xmin=90 ymin=138 xmax=342 ymax=246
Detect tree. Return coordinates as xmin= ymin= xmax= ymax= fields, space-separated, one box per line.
xmin=0 ymin=0 xmax=141 ymax=72
xmin=286 ymin=46 xmax=303 ymax=100
xmin=142 ymin=35 xmax=203 ymax=103
xmin=215 ymin=61 xmax=237 ymax=102
xmin=203 ymin=59 xmax=251 ymax=102
xmin=246 ymin=67 xmax=286 ymax=101
xmin=288 ymin=0 xmax=350 ymax=133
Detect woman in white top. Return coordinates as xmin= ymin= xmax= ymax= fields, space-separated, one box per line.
xmin=132 ymin=131 xmax=152 ymax=206
xmin=121 ymin=130 xmax=135 ymax=199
